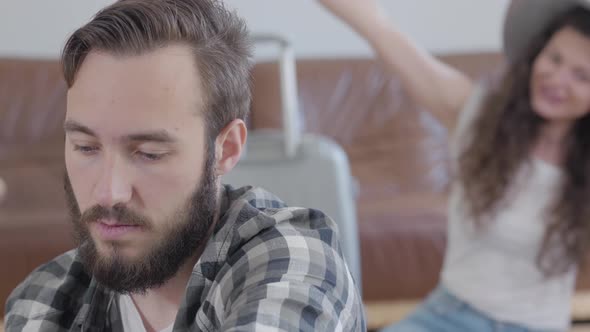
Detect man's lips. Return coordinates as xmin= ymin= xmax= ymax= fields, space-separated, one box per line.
xmin=92 ymin=219 xmax=144 ymax=240
xmin=96 ymin=218 xmax=137 ymax=227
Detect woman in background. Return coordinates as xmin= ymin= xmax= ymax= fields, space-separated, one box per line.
xmin=318 ymin=0 xmax=590 ymax=331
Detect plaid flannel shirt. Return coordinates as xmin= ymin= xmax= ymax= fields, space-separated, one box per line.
xmin=5 ymin=185 xmax=365 ymax=331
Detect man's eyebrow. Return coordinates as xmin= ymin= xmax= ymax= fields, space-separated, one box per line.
xmin=63 ymin=120 xmax=97 ymax=137
xmin=123 ymin=130 xmax=177 ymax=144
xmin=64 ymin=120 xmax=177 ymax=144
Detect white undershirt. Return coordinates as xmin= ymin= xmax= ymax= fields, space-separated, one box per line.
xmin=119 ymin=294 xmax=174 ymax=332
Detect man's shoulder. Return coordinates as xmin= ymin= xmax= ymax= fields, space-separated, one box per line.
xmin=226 ymin=185 xmax=336 ymax=233
xmin=209 ymin=186 xmax=365 ymax=331
xmin=224 ymin=184 xmax=344 ymax=272
xmin=4 ymin=249 xmax=91 ymax=329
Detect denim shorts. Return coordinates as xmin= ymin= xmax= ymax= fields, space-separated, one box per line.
xmin=379 ymin=286 xmax=561 ymax=332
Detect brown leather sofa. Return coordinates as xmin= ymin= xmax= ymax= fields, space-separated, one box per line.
xmin=3 ymin=54 xmax=590 ymax=329
xmin=0 ymin=59 xmax=74 ymax=316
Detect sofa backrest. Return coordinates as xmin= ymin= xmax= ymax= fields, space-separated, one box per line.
xmin=0 ymin=52 xmax=505 ymax=308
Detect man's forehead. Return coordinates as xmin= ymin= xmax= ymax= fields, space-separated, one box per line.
xmin=78 ymin=45 xmax=199 ymax=74
xmin=66 ymin=45 xmax=206 ymax=124
xmin=68 ymin=45 xmax=204 ymax=103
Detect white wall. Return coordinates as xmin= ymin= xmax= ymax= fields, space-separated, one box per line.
xmin=0 ymin=0 xmax=510 ymax=59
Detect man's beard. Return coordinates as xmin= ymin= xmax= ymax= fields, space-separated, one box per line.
xmin=64 ymin=154 xmax=218 ymax=294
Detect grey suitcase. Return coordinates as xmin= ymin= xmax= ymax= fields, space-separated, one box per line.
xmin=223 ymin=35 xmax=362 ymax=289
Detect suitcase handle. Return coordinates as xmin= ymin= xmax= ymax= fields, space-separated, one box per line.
xmin=252 ymin=34 xmax=301 ymax=159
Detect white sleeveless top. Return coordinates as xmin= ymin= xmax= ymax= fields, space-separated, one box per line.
xmin=441 ymin=85 xmax=577 ymax=331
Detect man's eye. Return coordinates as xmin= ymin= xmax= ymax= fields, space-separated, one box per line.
xmin=136 ymin=151 xmax=167 ymax=161
xmin=73 ymin=145 xmax=99 ymax=155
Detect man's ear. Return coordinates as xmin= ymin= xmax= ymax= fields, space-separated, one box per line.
xmin=214 ymin=119 xmax=247 ymax=176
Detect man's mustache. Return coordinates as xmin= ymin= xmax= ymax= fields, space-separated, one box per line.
xmin=80 ymin=203 xmax=151 ymax=228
